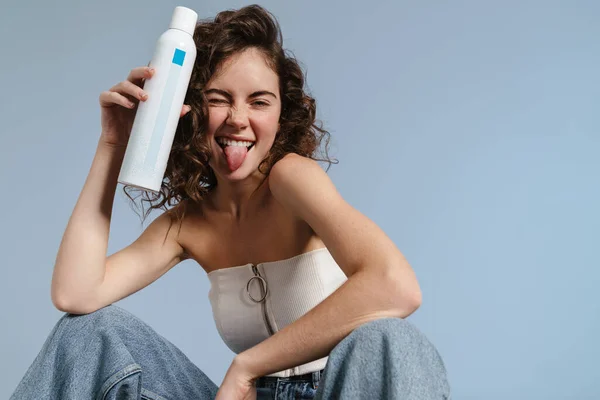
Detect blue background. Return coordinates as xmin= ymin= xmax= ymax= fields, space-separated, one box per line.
xmin=1 ymin=1 xmax=598 ymax=398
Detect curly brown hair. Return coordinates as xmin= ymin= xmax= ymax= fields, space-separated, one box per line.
xmin=122 ymin=4 xmax=337 ymax=227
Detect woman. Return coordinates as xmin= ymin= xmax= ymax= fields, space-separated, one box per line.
xmin=11 ymin=5 xmax=451 ymax=400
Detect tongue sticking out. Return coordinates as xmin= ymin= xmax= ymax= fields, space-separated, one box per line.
xmin=223 ymin=145 xmax=249 ymax=172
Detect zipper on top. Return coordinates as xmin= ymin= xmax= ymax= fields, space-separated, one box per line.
xmin=248 ymin=264 xmax=275 ymax=336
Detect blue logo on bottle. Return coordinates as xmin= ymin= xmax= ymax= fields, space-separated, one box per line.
xmin=172 ymin=48 xmax=186 ymax=66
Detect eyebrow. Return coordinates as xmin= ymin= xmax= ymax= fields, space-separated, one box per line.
xmin=204 ymin=88 xmax=278 ymax=100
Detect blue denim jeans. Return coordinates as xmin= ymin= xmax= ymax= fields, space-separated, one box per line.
xmin=255 ymin=369 xmax=322 ymax=399
xmin=10 ymin=304 xmax=451 ymax=399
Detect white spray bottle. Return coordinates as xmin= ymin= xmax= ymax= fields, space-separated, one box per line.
xmin=118 ymin=6 xmax=198 ymax=193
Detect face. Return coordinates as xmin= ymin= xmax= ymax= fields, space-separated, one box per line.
xmin=204 ymin=47 xmax=281 ymax=181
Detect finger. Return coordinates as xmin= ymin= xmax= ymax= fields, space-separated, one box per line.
xmin=180 ymin=104 xmax=191 ymax=118
xmin=99 ymin=90 xmax=136 ymax=109
xmin=110 ymin=80 xmax=148 ymax=102
xmin=126 ymin=65 xmax=155 ymax=84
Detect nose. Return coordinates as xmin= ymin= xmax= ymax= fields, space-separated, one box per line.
xmin=226 ymin=106 xmax=249 ymax=129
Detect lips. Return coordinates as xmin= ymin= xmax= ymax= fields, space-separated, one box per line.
xmin=216 ymin=135 xmax=255 ymax=142
xmin=215 ymin=136 xmax=255 ymax=150
xmin=216 ymin=141 xmax=255 ymax=151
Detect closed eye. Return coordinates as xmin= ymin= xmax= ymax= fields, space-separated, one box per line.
xmin=208 ymin=98 xmax=228 ymax=105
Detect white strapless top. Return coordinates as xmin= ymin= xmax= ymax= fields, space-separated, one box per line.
xmin=207 ymin=247 xmax=348 ymax=378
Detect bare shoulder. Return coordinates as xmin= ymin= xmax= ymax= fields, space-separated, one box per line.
xmin=269 ymin=152 xmax=320 ymax=176
xmin=268 ymin=153 xmax=339 ymax=213
xmin=268 ymin=153 xmax=331 ymax=195
xmin=268 ymin=152 xmax=405 ymax=280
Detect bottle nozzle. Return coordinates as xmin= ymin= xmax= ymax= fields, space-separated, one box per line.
xmin=169 ymin=6 xmax=198 ymax=36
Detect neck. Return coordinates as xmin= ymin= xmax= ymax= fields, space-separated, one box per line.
xmin=209 ymin=171 xmax=269 ymax=221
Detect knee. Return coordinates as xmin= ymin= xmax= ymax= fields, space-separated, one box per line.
xmin=62 ymin=304 xmax=131 ymax=322
xmin=348 ymin=317 xmax=420 ymax=344
xmin=57 ymin=304 xmax=137 ymax=335
xmin=334 ymin=317 xmax=448 ymax=370
xmin=331 ymin=317 xmax=437 ymax=359
xmin=323 ymin=318 xmax=452 ymax=398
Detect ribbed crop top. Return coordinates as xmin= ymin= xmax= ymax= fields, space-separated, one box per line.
xmin=207 ymin=247 xmax=348 ymax=378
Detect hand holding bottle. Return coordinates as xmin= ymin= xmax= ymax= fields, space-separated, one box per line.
xmin=98 ymin=65 xmax=191 ymax=148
